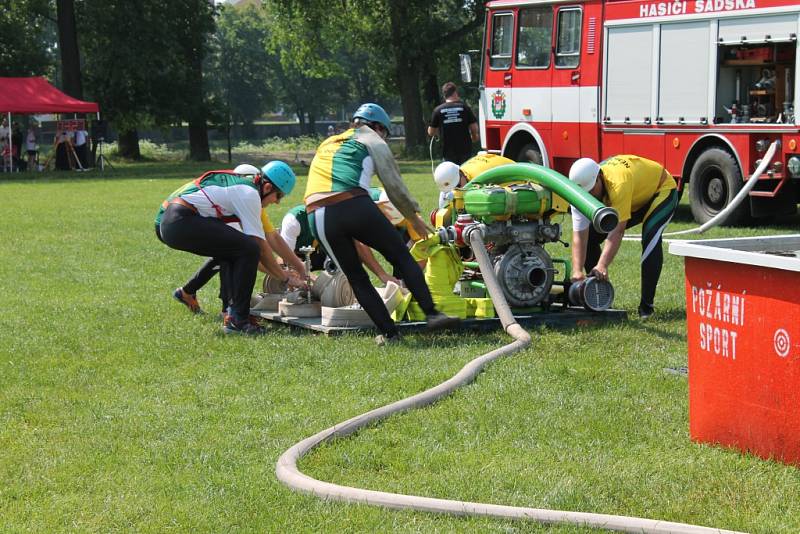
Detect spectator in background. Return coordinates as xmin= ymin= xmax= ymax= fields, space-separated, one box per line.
xmin=1 ymin=139 xmax=10 ymax=172
xmin=427 ymin=82 xmax=479 ymax=165
xmin=74 ymin=126 xmax=89 ymax=170
xmin=54 ymin=131 xmax=72 ymax=171
xmin=26 ymin=124 xmax=38 ymax=171
xmin=11 ymin=122 xmax=23 ymax=170
xmin=0 ymin=119 xmax=8 ymax=171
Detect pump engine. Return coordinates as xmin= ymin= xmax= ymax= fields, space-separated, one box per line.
xmin=433 ymin=179 xmax=569 ymax=308
xmin=431 ymin=163 xmax=619 ymax=310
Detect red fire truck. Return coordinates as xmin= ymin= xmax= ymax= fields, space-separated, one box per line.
xmin=477 ymin=0 xmax=799 ymax=224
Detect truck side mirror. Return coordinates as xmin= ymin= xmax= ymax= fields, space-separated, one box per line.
xmin=460 ymin=53 xmax=472 ymax=84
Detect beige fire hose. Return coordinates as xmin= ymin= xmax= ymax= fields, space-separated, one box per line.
xmin=625 ymin=141 xmax=778 ymax=241
xmin=275 ymin=225 xmax=744 ymax=533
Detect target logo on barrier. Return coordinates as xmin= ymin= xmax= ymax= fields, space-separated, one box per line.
xmin=774 ymin=328 xmax=791 ymax=358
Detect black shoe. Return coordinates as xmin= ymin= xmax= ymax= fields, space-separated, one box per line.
xmin=426 ymin=311 xmax=460 ymax=331
xmin=223 ymin=315 xmax=266 ymax=336
xmin=638 ymin=304 xmax=655 ymax=320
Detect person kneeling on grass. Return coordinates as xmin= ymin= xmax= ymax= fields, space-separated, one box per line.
xmin=155 ymin=161 xmax=305 ymax=335
xmin=568 ymin=155 xmax=679 ymax=320
xmin=171 ymin=163 xmax=308 ymax=317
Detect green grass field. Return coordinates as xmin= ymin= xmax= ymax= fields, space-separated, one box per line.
xmin=2 ymin=161 xmax=800 ymax=533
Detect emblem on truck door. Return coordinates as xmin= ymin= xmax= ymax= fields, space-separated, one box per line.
xmin=491 ymin=90 xmax=507 ymax=119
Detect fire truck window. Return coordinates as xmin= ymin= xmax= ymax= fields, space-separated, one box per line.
xmin=555 ymin=8 xmax=581 ymax=68
xmin=516 ymin=7 xmax=552 ymax=69
xmin=490 ymin=13 xmax=513 ymax=69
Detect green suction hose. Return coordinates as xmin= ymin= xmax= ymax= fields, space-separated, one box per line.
xmin=464 ymin=163 xmax=619 ymax=233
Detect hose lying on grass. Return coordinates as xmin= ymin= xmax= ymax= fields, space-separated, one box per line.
xmin=624 ymin=141 xmax=778 ymax=241
xmin=275 ymin=224 xmax=744 ymax=534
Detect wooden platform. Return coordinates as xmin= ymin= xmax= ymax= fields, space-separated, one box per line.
xmin=252 ymin=304 xmax=627 ymax=336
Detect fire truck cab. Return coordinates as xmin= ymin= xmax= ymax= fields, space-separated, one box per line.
xmin=479 ymin=0 xmax=800 ymax=224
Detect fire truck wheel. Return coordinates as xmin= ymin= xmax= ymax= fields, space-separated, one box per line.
xmin=689 ymin=148 xmax=749 ymax=225
xmin=515 ymin=143 xmax=543 ymax=165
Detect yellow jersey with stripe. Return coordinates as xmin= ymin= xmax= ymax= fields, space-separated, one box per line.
xmin=304 ymin=128 xmax=373 ymax=199
xmin=601 ymin=155 xmax=676 ymax=223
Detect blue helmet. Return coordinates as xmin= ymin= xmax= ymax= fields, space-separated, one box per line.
xmin=352 ymin=103 xmax=392 ymax=134
xmin=261 ymin=161 xmax=296 ymax=195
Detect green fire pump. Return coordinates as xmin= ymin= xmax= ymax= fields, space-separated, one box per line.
xmin=430 ymin=163 xmax=618 ymax=311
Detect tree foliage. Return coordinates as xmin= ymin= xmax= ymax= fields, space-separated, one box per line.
xmin=271 ymin=0 xmax=485 ymax=148
xmin=261 ymin=3 xmax=388 ymax=134
xmin=206 ymin=5 xmax=274 ymax=132
xmin=1 ymin=0 xmax=489 ymax=159
xmin=77 ymin=0 xmax=215 ymax=159
xmin=0 ymin=0 xmax=54 ymax=77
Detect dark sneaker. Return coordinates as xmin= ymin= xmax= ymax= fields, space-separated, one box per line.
xmin=375 ymin=333 xmax=402 ymax=346
xmin=223 ymin=316 xmax=266 ymax=336
xmin=426 ymin=311 xmax=460 ymax=331
xmin=173 ymin=288 xmax=204 ymax=314
xmin=638 ymin=304 xmax=655 ymax=320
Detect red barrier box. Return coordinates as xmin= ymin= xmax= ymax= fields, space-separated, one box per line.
xmin=670 ymin=236 xmax=800 ymax=466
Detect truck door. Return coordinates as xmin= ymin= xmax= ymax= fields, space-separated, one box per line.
xmin=483 ymin=9 xmax=515 ymax=137
xmin=512 ymin=6 xmax=553 ymax=161
xmin=551 ymin=5 xmax=583 ymax=160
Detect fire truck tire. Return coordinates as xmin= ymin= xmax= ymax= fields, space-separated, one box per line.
xmin=689 ymin=148 xmax=749 ymax=225
xmin=515 ymin=143 xmax=543 ymax=165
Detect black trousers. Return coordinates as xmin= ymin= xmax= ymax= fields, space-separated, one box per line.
xmin=75 ymin=144 xmax=88 ymax=168
xmin=584 ymin=189 xmax=679 ymax=310
xmin=183 ymin=258 xmax=226 ymax=308
xmin=159 ymin=204 xmax=259 ymax=321
xmin=312 ymin=195 xmax=435 ymax=337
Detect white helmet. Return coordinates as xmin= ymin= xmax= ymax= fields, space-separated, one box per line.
xmin=569 ymin=158 xmax=601 ymax=191
xmin=433 ymin=161 xmax=460 ymax=193
xmin=377 ymin=190 xmax=405 ymax=225
xmin=233 ymin=163 xmax=260 ymax=175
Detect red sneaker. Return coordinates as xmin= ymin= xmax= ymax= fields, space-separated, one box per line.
xmin=173 ymin=288 xmax=204 ymax=314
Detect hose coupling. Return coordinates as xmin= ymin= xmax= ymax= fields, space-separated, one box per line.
xmin=462 ymin=221 xmax=486 ymax=247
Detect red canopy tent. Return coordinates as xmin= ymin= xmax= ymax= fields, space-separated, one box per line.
xmin=0 ymin=77 xmax=99 ymax=114
xmin=0 ymin=77 xmax=100 ymax=170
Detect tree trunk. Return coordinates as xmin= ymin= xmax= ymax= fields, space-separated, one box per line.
xmin=296 ymin=108 xmax=306 ymax=134
xmin=422 ymin=56 xmax=440 ymax=115
xmin=226 ymin=115 xmax=232 ymax=164
xmin=308 ymin=113 xmax=317 ymax=136
xmin=388 ymin=2 xmax=426 ymax=150
xmin=188 ymin=119 xmax=210 ymax=161
xmin=118 ymin=129 xmax=141 ymax=159
xmin=187 ymin=55 xmax=210 ymax=161
xmin=56 ymin=0 xmax=82 ymax=99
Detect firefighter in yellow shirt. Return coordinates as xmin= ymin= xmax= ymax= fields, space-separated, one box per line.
xmin=433 ymin=153 xmax=514 ymax=207
xmin=569 ymin=155 xmax=679 ymax=319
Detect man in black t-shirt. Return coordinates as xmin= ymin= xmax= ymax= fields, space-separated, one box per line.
xmin=428 ymin=82 xmax=479 ymax=165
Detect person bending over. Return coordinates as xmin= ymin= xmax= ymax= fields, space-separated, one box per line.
xmin=568 ymin=155 xmax=679 ymax=319
xmin=305 ymin=102 xmax=459 ymax=345
xmin=171 ymin=163 xmax=308 ymax=316
xmin=155 ymin=161 xmax=305 ymax=335
xmin=279 ymin=200 xmax=400 ymax=286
